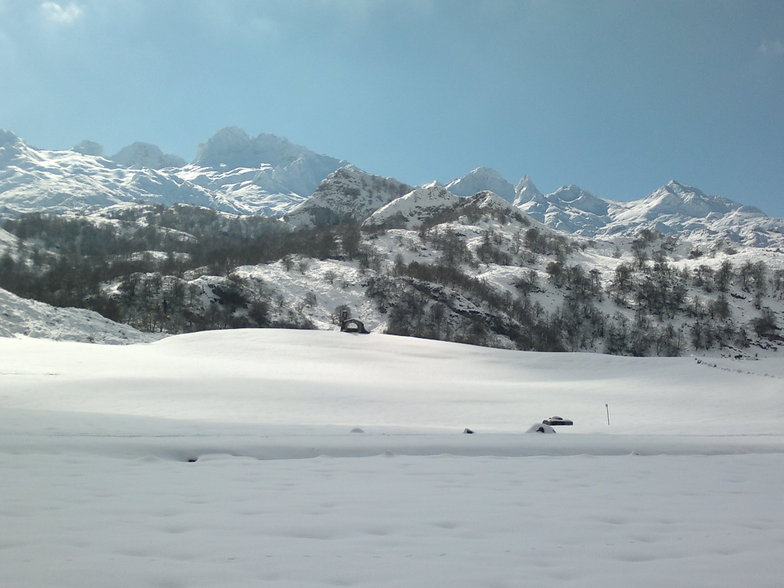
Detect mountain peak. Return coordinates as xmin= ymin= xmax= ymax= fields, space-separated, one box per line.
xmin=286 ymin=165 xmax=412 ymax=227
xmin=550 ymin=184 xmax=594 ymax=202
xmin=660 ymin=179 xmax=703 ymax=196
xmin=365 ymin=184 xmax=459 ymax=229
xmin=516 ymin=175 xmax=538 ymax=190
xmin=193 ymin=127 xmax=253 ymax=168
xmin=111 ymin=142 xmax=186 ymax=169
xmin=193 ymin=127 xmax=327 ymax=170
xmin=0 ymin=129 xmax=21 ymax=147
xmin=445 ymin=167 xmax=515 ymax=201
xmin=513 ymin=175 xmax=543 ymax=206
xmin=548 ymin=185 xmax=609 ymax=217
xmin=586 ymin=180 xmax=772 ymax=242
xmin=469 ymin=166 xmax=506 ymax=178
xmin=212 ymin=126 xmax=250 ymax=143
xmin=72 ymin=140 xmax=104 ymax=157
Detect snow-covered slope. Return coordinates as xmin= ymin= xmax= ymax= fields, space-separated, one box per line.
xmin=517 ymin=184 xmax=615 ymax=234
xmin=3 ymin=125 xmax=781 ymax=246
xmin=445 ymin=167 xmax=516 ymax=202
xmin=518 ymin=179 xmax=784 ymax=247
xmin=619 ymin=180 xmax=761 ymax=221
xmin=0 ymin=288 xmax=158 ymax=344
xmin=603 ymin=181 xmax=784 ymax=246
xmin=193 ymin=127 xmax=347 ymax=200
xmin=0 ymin=226 xmax=18 ymax=253
xmin=0 ymin=128 xmax=348 ymax=217
xmin=364 ymin=181 xmax=531 ymax=231
xmin=436 ymin=169 xmax=749 ymax=242
xmin=0 ymin=130 xmax=220 ymax=215
xmin=364 ymin=183 xmax=461 ymax=229
xmin=175 ymin=127 xmax=349 ymax=216
xmin=471 ymin=189 xmax=526 ymax=213
xmin=285 ymin=165 xmax=412 ymax=227
xmin=174 ymin=164 xmax=308 ymax=216
xmin=512 ymin=175 xmax=543 ymax=206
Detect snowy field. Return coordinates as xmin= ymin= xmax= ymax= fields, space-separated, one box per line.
xmin=1 ymin=329 xmax=783 ymax=587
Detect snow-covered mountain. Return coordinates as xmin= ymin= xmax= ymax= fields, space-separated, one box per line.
xmin=364 ymin=183 xmax=461 ymax=229
xmin=364 ymin=184 xmax=530 ymax=231
xmin=4 ymin=123 xmax=782 ymax=244
xmin=445 ymin=167 xmax=516 ymax=202
xmin=0 ymin=130 xmax=214 ymax=215
xmin=71 ymin=139 xmax=104 ymax=157
xmin=512 ymin=175 xmax=543 ymax=207
xmin=192 ymin=127 xmax=348 ymax=202
xmin=515 ymin=179 xmax=784 ymax=248
xmin=0 ymin=128 xmax=347 ymax=218
xmin=516 ymin=184 xmax=612 ymax=234
xmin=437 ymin=165 xmax=782 ymax=248
xmin=3 ymin=126 xmax=781 ymax=246
xmin=111 ymin=142 xmax=187 ymax=169
xmin=286 ymin=165 xmax=412 ymax=227
xmin=601 ymin=181 xmax=783 ymax=247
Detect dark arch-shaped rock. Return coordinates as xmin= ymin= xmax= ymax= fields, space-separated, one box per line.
xmin=341 ymin=319 xmax=369 ymax=334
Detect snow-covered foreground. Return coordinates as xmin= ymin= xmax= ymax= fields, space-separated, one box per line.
xmin=1 ymin=329 xmax=783 ymax=587
xmin=4 ymin=451 xmax=782 ymax=588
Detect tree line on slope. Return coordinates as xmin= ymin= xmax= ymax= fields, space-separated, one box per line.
xmin=1 ymin=205 xmax=781 ymax=355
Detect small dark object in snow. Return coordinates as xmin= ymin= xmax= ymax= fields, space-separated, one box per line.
xmin=463 ymin=428 xmax=474 ymax=434
xmin=187 ymin=457 xmax=198 ymax=463
xmin=350 ymin=427 xmax=365 ymax=433
xmin=526 ymin=422 xmax=556 ymax=433
xmin=341 ymin=319 xmax=369 ymax=334
xmin=542 ymin=416 xmax=573 ymax=426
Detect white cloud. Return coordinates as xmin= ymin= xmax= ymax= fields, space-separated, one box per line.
xmin=40 ymin=1 xmax=83 ymax=26
xmin=759 ymin=39 xmax=784 ymax=57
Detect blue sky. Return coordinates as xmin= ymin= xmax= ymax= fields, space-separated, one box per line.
xmin=1 ymin=0 xmax=783 ymax=215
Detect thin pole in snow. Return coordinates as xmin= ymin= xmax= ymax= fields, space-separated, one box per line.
xmin=605 ymin=403 xmax=610 ymax=426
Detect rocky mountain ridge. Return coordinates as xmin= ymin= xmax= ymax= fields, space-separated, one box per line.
xmin=0 ymin=128 xmax=346 ymax=218
xmin=3 ymin=127 xmax=781 ymax=248
xmin=458 ymin=168 xmax=783 ymax=248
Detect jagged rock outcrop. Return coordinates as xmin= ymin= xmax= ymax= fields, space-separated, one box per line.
xmin=286 ymin=165 xmax=412 ymax=227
